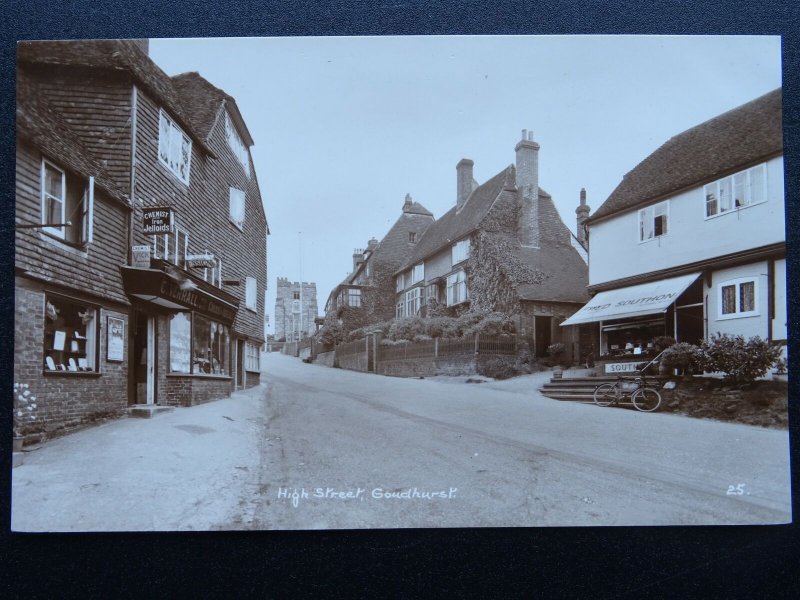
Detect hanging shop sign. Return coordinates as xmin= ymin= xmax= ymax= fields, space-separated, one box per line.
xmin=143 ymin=207 xmax=174 ymax=234
xmin=131 ymin=245 xmax=152 ymax=268
xmin=187 ymin=253 xmax=216 ymax=269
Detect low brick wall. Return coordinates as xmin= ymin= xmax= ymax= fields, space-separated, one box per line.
xmin=164 ymin=375 xmax=232 ymax=407
xmin=338 ymin=351 xmax=369 ymax=373
xmin=376 ymin=355 xmax=480 ymax=377
xmin=314 ymin=351 xmax=336 ymax=368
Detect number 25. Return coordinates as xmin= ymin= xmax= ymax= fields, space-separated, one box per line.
xmin=727 ymin=484 xmax=745 ymax=496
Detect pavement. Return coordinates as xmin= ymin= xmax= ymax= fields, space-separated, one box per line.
xmin=10 ymin=353 xmax=793 ymax=531
xmin=11 ymin=382 xmax=267 ymax=532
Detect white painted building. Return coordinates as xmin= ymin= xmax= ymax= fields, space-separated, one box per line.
xmin=562 ymin=89 xmax=786 ymax=358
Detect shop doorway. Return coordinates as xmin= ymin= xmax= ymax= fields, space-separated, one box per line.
xmin=133 ymin=311 xmax=156 ymax=405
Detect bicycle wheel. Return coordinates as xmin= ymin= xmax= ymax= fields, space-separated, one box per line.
xmin=631 ymin=387 xmax=661 ymax=412
xmin=593 ymin=383 xmax=617 ymax=407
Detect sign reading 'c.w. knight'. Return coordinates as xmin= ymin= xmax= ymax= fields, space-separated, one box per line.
xmin=143 ymin=207 xmax=174 ymax=235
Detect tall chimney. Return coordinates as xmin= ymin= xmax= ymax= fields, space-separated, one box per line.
xmin=516 ymin=129 xmax=540 ymax=248
xmin=352 ymin=248 xmax=365 ymax=272
xmin=367 ymin=237 xmax=378 ymax=252
xmin=456 ymin=159 xmax=474 ymax=211
xmin=575 ymin=188 xmax=590 ymax=248
xmin=403 ymin=193 xmax=413 ymax=212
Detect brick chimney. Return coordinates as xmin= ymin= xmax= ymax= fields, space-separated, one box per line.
xmin=516 ymin=129 xmax=540 ymax=248
xmin=352 ymin=248 xmax=365 ymax=272
xmin=575 ymin=188 xmax=590 ymax=248
xmin=456 ymin=159 xmax=474 ymax=212
xmin=367 ymin=237 xmax=378 ymax=252
xmin=402 ymin=193 xmax=413 ymax=212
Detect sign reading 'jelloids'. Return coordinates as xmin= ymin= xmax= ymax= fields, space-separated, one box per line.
xmin=142 ymin=207 xmax=174 ymax=234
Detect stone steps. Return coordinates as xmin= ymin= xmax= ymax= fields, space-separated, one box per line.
xmin=540 ymin=376 xmax=667 ymax=402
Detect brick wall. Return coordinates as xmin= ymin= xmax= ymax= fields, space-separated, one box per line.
xmin=337 ymin=351 xmax=370 ymax=373
xmin=163 ymin=375 xmax=232 ymax=407
xmin=14 ymin=280 xmax=129 ymax=440
xmin=314 ymin=351 xmax=336 ymax=368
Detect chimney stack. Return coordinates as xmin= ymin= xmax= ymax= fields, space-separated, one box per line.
xmin=352 ymin=248 xmax=365 ymax=272
xmin=367 ymin=237 xmax=378 ymax=252
xmin=575 ymin=188 xmax=590 ymax=248
xmin=456 ymin=159 xmax=474 ymax=211
xmin=516 ymin=129 xmax=540 ymax=248
xmin=403 ymin=193 xmax=413 ymax=212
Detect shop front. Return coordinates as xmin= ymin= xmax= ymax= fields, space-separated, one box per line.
xmin=121 ymin=262 xmax=239 ymax=407
xmin=560 ymin=272 xmax=704 ymax=360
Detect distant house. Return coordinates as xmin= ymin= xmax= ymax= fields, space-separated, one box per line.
xmin=562 ymin=89 xmax=785 ymax=358
xmin=15 ymin=40 xmax=268 ymax=438
xmin=394 ymin=132 xmax=590 ymax=358
xmin=325 ymin=195 xmax=434 ymax=331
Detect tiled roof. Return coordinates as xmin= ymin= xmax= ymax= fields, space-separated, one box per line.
xmin=589 ymin=88 xmax=783 ymax=222
xmin=403 ymin=201 xmax=434 ymax=217
xmin=171 ymin=72 xmax=255 ymax=146
xmin=17 ymin=39 xmax=215 ymax=157
xmin=16 ymin=71 xmax=128 ymax=205
xmin=516 ymin=244 xmax=589 ymax=303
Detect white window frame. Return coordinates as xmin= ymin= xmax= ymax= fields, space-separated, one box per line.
xmin=225 ymin=112 xmax=251 ymax=178
xmin=203 ymin=257 xmax=223 ymax=288
xmin=245 ymin=341 xmax=260 ymax=373
xmin=246 ymin=276 xmax=258 ymax=311
xmin=229 ymin=187 xmax=246 ymax=230
xmin=396 ymin=273 xmax=405 ymax=292
xmin=396 ymin=299 xmax=406 ymax=319
xmin=704 ymin=163 xmax=768 ymax=219
xmin=405 ymin=287 xmax=421 ymax=316
xmin=411 ymin=263 xmax=424 ymax=284
xmin=451 ymin=238 xmax=470 ymax=265
xmin=41 ymin=159 xmax=66 ymax=238
xmin=158 ymin=110 xmax=192 ymax=185
xmin=638 ymin=201 xmax=669 ymax=243
xmin=446 ymin=270 xmax=468 ymax=306
xmin=426 ymin=283 xmax=438 ymax=303
xmin=347 ymin=288 xmax=361 ymax=307
xmin=717 ymin=277 xmax=759 ymax=320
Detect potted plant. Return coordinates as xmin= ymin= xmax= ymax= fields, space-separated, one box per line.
xmin=13 ymin=382 xmax=38 ymax=454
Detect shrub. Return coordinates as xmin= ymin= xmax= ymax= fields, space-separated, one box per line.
xmin=547 ymin=343 xmax=568 ymax=366
xmin=652 ymin=336 xmax=676 ymax=352
xmin=388 ymin=317 xmax=427 ymax=341
xmin=317 ymin=312 xmax=343 ymax=348
xmin=424 ymin=316 xmax=460 ymax=339
xmin=660 ymin=342 xmax=704 ymax=375
xmin=464 ymin=312 xmax=516 ymax=337
xmin=477 ymin=356 xmax=522 ymax=380
xmin=700 ymin=334 xmax=784 ymax=383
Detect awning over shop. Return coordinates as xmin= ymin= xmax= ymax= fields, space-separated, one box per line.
xmin=560 ymin=272 xmax=701 ymax=327
xmin=121 ymin=266 xmax=239 ymax=324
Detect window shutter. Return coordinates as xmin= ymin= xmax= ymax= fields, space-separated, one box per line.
xmin=82 ymin=176 xmax=95 ymax=244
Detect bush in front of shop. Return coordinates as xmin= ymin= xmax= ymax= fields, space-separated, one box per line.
xmin=477 ymin=356 xmax=522 ymax=380
xmin=700 ymin=333 xmax=784 ymax=384
xmin=660 ymin=342 xmax=704 ymax=376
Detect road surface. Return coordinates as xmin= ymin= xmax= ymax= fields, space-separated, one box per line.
xmin=231 ymin=353 xmax=792 ymax=529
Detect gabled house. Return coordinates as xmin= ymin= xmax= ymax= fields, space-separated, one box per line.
xmin=15 ymin=39 xmax=268 ymax=438
xmin=325 ymin=194 xmax=434 ymax=331
xmin=562 ymin=89 xmax=785 ymax=358
xmin=394 ymin=132 xmax=590 ymax=358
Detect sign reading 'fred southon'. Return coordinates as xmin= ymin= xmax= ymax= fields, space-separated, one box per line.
xmin=142 ymin=207 xmax=174 ymax=234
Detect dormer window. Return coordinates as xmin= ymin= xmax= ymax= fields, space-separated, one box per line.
xmin=158 ymin=110 xmax=192 ymax=185
xmin=225 ymin=112 xmax=251 ymax=178
xmin=409 ymin=232 xmax=416 ymax=243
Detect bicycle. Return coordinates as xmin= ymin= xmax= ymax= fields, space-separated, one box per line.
xmin=593 ymin=374 xmax=662 ymax=412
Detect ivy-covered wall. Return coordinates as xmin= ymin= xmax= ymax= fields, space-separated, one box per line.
xmin=466 ymin=189 xmax=545 ymax=314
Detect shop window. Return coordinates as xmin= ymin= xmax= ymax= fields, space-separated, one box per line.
xmin=446 ymin=270 xmax=468 ymax=306
xmin=43 ymin=294 xmax=97 ymax=372
xmin=245 ymin=342 xmax=260 ymax=372
xmin=40 ymin=159 xmax=94 ymax=245
xmin=704 ymin=163 xmax=767 ymax=218
xmin=158 ymin=110 xmax=192 ymax=185
xmin=229 ymin=187 xmax=245 ymax=230
xmin=192 ymin=314 xmax=230 ymax=375
xmin=719 ymin=278 xmax=758 ymax=318
xmin=169 ymin=312 xmax=191 ymax=373
xmin=638 ymin=201 xmax=668 ymax=242
xmin=452 ymin=239 xmax=470 ymax=265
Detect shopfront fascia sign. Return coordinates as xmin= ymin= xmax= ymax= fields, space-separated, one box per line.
xmin=131 ymin=245 xmax=152 ymax=268
xmin=158 ymin=277 xmax=236 ymax=322
xmin=187 ymin=253 xmax=215 ymax=269
xmin=143 ymin=207 xmax=174 ymax=235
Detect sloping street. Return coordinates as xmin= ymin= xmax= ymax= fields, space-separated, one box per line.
xmin=235 ymin=353 xmax=791 ymax=529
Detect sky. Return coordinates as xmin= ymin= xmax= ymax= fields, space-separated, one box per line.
xmin=149 ymin=36 xmax=782 ymax=334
